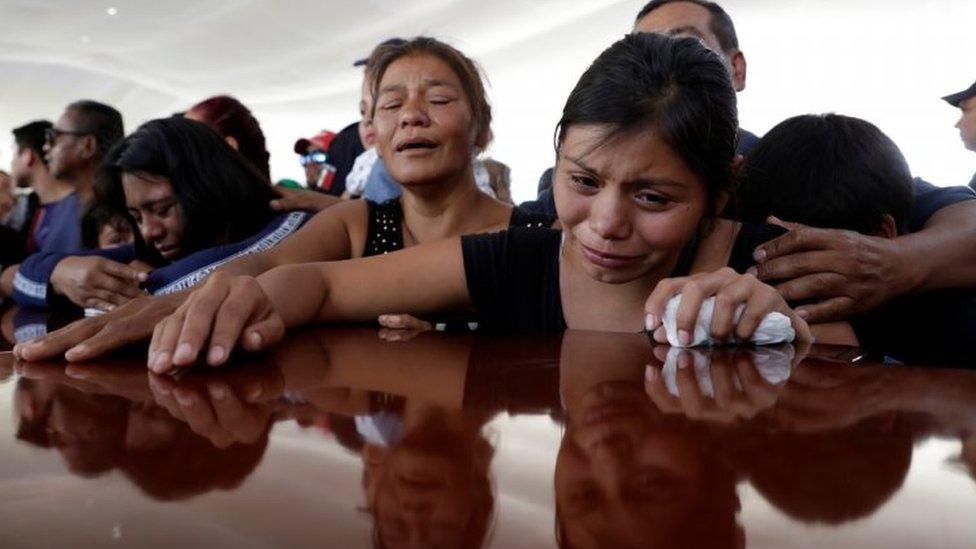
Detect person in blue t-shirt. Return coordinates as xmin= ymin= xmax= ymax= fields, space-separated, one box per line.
xmin=6 ymin=121 xmax=76 ymax=251
xmin=1 ymin=101 xmax=125 ymax=301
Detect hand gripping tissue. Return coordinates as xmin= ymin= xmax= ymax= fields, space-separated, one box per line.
xmin=662 ymin=295 xmax=796 ymax=347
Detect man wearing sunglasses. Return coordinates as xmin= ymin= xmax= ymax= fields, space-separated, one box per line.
xmin=293 ymin=130 xmax=337 ymax=192
xmin=1 ymin=100 xmax=135 ymax=309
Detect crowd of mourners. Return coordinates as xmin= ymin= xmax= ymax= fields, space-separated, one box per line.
xmin=4 ymin=0 xmax=976 ymax=367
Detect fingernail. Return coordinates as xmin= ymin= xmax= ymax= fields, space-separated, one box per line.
xmin=678 ymin=353 xmax=691 ymax=369
xmin=645 ymin=365 xmax=657 ymax=382
xmin=753 ymin=248 xmax=767 ymax=262
xmin=153 ymin=352 xmax=170 ymax=372
xmin=796 ymin=309 xmax=810 ymax=319
xmin=644 ymin=314 xmax=656 ymax=331
xmin=209 ymin=384 xmax=227 ymax=401
xmin=66 ymin=368 xmax=88 ymax=379
xmin=208 ymin=346 xmax=226 ymax=364
xmin=174 ymin=343 xmax=194 ymax=364
xmin=679 ymin=330 xmax=691 ymax=346
xmin=248 ymin=331 xmax=263 ymax=347
xmin=174 ymin=389 xmax=195 ymax=406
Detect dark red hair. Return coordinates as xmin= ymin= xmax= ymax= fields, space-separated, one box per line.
xmin=187 ymin=95 xmax=271 ymax=180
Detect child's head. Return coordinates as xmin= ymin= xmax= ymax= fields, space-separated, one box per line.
xmin=736 ymin=114 xmax=915 ymax=236
xmin=81 ymin=203 xmax=134 ymax=249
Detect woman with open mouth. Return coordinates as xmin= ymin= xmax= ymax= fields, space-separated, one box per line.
xmin=15 ymin=37 xmax=554 ymax=363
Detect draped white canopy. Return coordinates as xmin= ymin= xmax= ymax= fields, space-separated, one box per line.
xmin=2 ymin=0 xmax=974 ymax=201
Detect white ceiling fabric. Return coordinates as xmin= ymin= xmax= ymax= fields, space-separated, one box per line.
xmin=1 ymin=0 xmax=974 ymax=202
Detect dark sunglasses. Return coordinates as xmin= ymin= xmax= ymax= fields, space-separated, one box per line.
xmin=299 ymin=151 xmax=329 ymax=166
xmin=44 ymin=127 xmax=92 ymax=145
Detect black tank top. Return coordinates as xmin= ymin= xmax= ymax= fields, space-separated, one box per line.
xmin=364 ymin=199 xmax=555 ymax=257
xmin=461 ymin=222 xmax=788 ymax=332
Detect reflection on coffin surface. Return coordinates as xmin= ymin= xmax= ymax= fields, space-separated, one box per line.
xmin=1 ymin=327 xmax=975 ymax=548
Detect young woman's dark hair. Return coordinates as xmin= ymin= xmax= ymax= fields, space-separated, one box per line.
xmin=186 ymin=95 xmax=272 ymax=180
xmin=735 ymin=114 xmax=915 ymax=235
xmin=555 ymin=32 xmax=739 ymax=212
xmin=98 ymin=117 xmax=278 ymax=262
xmin=368 ymin=36 xmax=493 ymax=151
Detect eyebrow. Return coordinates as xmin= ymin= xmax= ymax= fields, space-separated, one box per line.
xmin=129 ymin=197 xmax=175 ymax=211
xmin=563 ymin=156 xmax=688 ymax=188
xmin=667 ymin=26 xmax=708 ymax=40
xmin=378 ymin=78 xmax=460 ymax=95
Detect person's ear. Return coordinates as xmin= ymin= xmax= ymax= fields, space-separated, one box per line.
xmin=729 ymin=50 xmax=747 ymax=92
xmin=22 ymin=148 xmax=38 ymax=169
xmin=472 ymin=121 xmax=492 ymax=153
xmin=224 ymin=136 xmax=239 ymax=151
xmin=731 ymin=154 xmax=746 ymax=176
xmin=714 ymin=189 xmax=732 ymax=216
xmin=874 ymin=214 xmax=898 ymax=239
xmin=79 ymin=134 xmax=100 ymax=161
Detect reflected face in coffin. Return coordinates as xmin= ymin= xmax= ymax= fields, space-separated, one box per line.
xmin=123 ymin=172 xmax=186 ymax=261
xmin=372 ymin=53 xmax=477 ymax=189
xmin=368 ymin=423 xmax=491 ymax=549
xmin=555 ymin=380 xmax=704 ymax=548
xmin=554 ymin=125 xmax=712 ymax=285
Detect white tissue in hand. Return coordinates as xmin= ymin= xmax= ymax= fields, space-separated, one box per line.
xmin=663 ymin=295 xmax=795 ymax=347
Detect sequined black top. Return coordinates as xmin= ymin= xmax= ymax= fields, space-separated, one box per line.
xmin=363 ymin=199 xmax=555 ymax=257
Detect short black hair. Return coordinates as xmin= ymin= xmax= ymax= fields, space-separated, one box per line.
xmin=98 ymin=117 xmax=278 ymax=261
xmin=735 ymin=114 xmax=915 ymax=235
xmin=556 ymin=32 xmax=738 ymax=212
xmin=636 ymin=0 xmax=740 ymax=53
xmin=66 ymin=100 xmax=125 ymax=158
xmin=80 ymin=203 xmax=131 ymax=249
xmin=12 ymin=120 xmax=53 ymax=166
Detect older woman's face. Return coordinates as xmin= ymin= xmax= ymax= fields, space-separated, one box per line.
xmin=554 ymin=125 xmax=712 ymax=285
xmin=123 ymin=172 xmax=185 ymax=261
xmin=372 ymin=53 xmax=477 ymax=189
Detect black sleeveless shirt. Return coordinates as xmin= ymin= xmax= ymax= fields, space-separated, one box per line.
xmin=363 ymin=199 xmax=555 ymax=257
xmin=461 ymin=223 xmax=787 ymax=333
